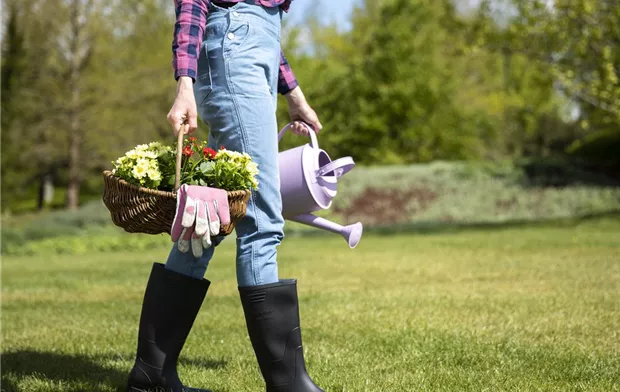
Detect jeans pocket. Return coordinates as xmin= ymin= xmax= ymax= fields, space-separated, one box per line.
xmin=195 ymin=43 xmax=214 ymax=106
xmin=224 ymin=22 xmax=250 ymax=58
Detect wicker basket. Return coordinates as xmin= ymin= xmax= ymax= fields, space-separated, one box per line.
xmin=102 ymin=132 xmax=252 ymax=236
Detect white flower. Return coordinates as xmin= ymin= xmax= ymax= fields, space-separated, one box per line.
xmin=136 ymin=158 xmax=150 ymax=168
xmin=216 ymin=149 xmax=243 ymax=161
xmin=131 ymin=158 xmax=151 ymax=179
xmin=246 ymin=161 xmax=259 ymax=176
xmin=147 ymin=168 xmax=161 ymax=181
xmin=126 ymin=149 xmax=138 ymax=159
xmin=144 ymin=150 xmax=158 ymax=159
xmin=132 ymin=165 xmax=147 ymax=179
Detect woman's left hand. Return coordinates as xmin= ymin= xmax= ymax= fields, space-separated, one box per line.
xmin=285 ymin=86 xmax=323 ymax=136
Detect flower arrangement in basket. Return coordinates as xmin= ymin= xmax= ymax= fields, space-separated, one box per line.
xmin=102 ymin=132 xmax=256 ymax=236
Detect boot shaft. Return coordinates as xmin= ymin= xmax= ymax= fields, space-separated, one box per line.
xmin=239 ymin=280 xmax=323 ymax=392
xmin=128 ymin=263 xmax=210 ymax=391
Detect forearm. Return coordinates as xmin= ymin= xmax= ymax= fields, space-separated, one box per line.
xmin=284 ymin=84 xmax=305 ymax=105
xmin=172 ymin=0 xmax=210 ymax=81
xmin=177 ymin=76 xmax=194 ymax=93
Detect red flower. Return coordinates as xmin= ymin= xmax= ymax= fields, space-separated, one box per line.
xmin=183 ymin=145 xmax=194 ymax=157
xmin=203 ymin=147 xmax=217 ymax=160
xmin=188 ymin=136 xmax=198 ymax=143
xmin=219 ymin=145 xmax=226 ymax=150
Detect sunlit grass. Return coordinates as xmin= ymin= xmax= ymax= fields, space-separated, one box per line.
xmin=2 ymin=217 xmax=619 ymax=391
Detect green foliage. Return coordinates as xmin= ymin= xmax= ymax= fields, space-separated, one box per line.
xmin=1 ymin=201 xmax=113 ymax=254
xmin=567 ymin=130 xmax=620 ymax=168
xmin=475 ymin=0 xmax=620 ymax=149
xmin=3 ymin=163 xmax=618 ymax=256
xmin=330 ymin=161 xmax=620 ymax=227
xmin=279 ymin=0 xmax=582 ymax=163
xmin=2 ymin=0 xmax=619 ymax=213
xmin=1 ymin=0 xmax=176 ymax=211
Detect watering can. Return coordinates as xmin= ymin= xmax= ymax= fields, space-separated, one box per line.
xmin=278 ymin=122 xmax=363 ymax=249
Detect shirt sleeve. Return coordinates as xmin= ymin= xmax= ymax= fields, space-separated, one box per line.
xmin=172 ymin=0 xmax=210 ymax=81
xmin=278 ymin=50 xmax=299 ymax=95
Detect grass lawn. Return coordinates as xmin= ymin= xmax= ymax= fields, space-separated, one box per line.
xmin=2 ymin=217 xmax=620 ymax=391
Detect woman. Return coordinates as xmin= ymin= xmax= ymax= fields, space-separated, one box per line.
xmin=125 ymin=1 xmax=325 ymax=391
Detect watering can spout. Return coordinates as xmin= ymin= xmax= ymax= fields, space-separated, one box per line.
xmin=290 ymin=214 xmax=363 ymax=249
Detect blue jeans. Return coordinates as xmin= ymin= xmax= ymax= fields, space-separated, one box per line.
xmin=166 ymin=1 xmax=284 ymax=287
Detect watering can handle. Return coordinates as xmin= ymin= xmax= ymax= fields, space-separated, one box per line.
xmin=278 ymin=122 xmax=319 ymax=149
xmin=317 ymin=157 xmax=355 ymax=178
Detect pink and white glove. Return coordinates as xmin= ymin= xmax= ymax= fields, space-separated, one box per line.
xmin=171 ymin=184 xmax=231 ymax=258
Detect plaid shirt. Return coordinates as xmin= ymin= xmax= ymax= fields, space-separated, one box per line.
xmin=173 ymin=0 xmax=298 ymax=95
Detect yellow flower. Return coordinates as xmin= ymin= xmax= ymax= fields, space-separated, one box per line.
xmin=215 ymin=149 xmax=244 ymax=161
xmin=131 ymin=158 xmax=151 ymax=179
xmin=246 ymin=161 xmax=259 ymax=176
xmin=132 ymin=165 xmax=147 ymax=179
xmin=147 ymin=168 xmax=161 ymax=181
xmin=144 ymin=150 xmax=158 ymax=159
xmin=136 ymin=158 xmax=150 ymax=168
xmin=126 ymin=149 xmax=138 ymax=159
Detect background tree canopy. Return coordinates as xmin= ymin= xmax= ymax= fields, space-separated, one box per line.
xmin=2 ymin=0 xmax=618 ymax=211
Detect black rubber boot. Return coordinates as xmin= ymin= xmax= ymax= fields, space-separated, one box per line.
xmin=126 ymin=263 xmax=211 ymax=392
xmin=239 ymin=279 xmax=324 ymax=392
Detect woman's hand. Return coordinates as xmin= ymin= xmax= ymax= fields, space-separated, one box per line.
xmin=167 ymin=76 xmax=198 ymax=136
xmin=285 ymin=86 xmax=323 ymax=136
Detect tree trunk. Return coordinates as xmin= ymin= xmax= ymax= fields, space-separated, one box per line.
xmin=38 ymin=172 xmax=55 ymax=210
xmin=66 ymin=120 xmax=81 ymax=210
xmin=67 ymin=83 xmax=81 ymax=210
xmin=65 ymin=0 xmax=85 ymax=210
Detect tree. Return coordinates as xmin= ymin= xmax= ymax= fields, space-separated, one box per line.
xmin=1 ymin=0 xmax=177 ymax=211
xmin=479 ymin=0 xmax=620 ymax=137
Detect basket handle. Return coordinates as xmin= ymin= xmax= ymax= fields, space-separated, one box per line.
xmin=174 ymin=122 xmax=188 ymax=193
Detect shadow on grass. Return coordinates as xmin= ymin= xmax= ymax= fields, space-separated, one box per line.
xmin=0 ymin=350 xmax=227 ymax=392
xmin=285 ymin=209 xmax=620 ymax=239
xmin=1 ymin=350 xmax=124 ymax=392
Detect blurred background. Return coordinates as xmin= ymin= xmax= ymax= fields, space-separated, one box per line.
xmin=1 ymin=0 xmax=619 ymax=254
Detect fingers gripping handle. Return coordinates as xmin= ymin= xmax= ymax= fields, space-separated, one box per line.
xmin=278 ymin=122 xmax=319 ymax=149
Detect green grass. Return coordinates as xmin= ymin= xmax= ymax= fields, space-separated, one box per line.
xmin=2 ymin=217 xmax=620 ymax=391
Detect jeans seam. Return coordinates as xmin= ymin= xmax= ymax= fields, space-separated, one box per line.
xmin=224 ymin=50 xmax=263 ymax=286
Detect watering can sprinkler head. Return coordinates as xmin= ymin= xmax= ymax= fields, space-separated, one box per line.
xmin=289 ymin=214 xmax=363 ymax=249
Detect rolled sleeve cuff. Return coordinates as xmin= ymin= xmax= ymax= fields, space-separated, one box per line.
xmin=174 ymin=66 xmax=197 ymax=82
xmin=278 ymin=76 xmax=299 ymax=95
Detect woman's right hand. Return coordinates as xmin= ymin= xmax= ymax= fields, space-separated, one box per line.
xmin=167 ymin=76 xmax=198 ymax=136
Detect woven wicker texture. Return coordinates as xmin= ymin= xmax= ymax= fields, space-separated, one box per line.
xmin=102 ymin=171 xmax=251 ymax=236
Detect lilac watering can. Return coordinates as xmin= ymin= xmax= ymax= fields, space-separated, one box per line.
xmin=278 ymin=122 xmax=363 ymax=248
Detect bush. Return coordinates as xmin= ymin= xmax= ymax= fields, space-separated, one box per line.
xmin=3 ymin=161 xmax=619 ymax=256
xmin=330 ymin=161 xmax=620 ymax=227
xmin=2 ymin=230 xmax=170 ymax=256
xmin=1 ymin=201 xmax=113 ymax=254
xmin=567 ymin=129 xmax=620 ymax=165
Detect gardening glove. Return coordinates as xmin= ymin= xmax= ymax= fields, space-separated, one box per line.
xmin=171 ymin=184 xmax=230 ymax=258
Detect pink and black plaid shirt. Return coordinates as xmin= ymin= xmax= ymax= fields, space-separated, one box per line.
xmin=173 ymin=0 xmax=298 ymax=95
